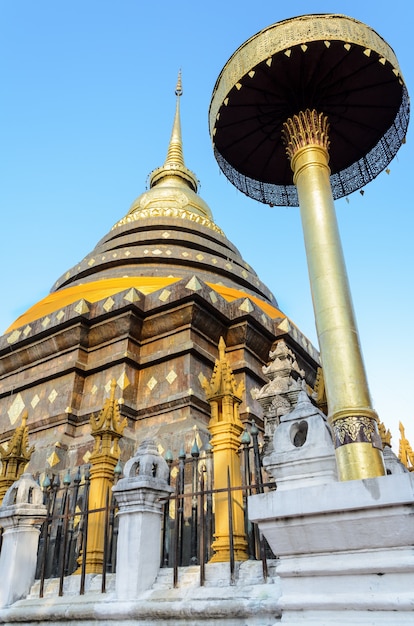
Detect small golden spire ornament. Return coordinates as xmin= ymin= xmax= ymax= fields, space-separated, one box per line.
xmin=378 ymin=420 xmax=392 ymax=449
xmin=89 ymin=379 xmax=127 ymax=460
xmin=0 ymin=410 xmax=35 ymax=503
xmin=202 ymin=337 xmax=248 ymax=562
xmin=79 ymin=380 xmax=127 ymax=573
xmin=398 ymin=421 xmax=414 ymax=471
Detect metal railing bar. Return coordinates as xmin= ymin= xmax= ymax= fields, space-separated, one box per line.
xmin=58 ymin=492 xmax=71 ymax=596
xmin=227 ymin=467 xmax=235 ymax=586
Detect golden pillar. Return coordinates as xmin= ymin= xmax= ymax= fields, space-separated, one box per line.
xmin=202 ymin=337 xmax=248 ymax=562
xmin=0 ymin=411 xmax=34 ymax=504
xmin=80 ymin=380 xmax=126 ymax=574
xmin=282 ymin=110 xmax=385 ymax=481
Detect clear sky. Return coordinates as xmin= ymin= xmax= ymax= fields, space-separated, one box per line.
xmin=1 ymin=1 xmax=413 ymax=450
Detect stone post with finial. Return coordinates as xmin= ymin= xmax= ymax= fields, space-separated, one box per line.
xmin=201 ymin=337 xmax=248 ymax=562
xmin=0 ymin=473 xmax=47 ymax=607
xmin=112 ymin=439 xmax=173 ymax=599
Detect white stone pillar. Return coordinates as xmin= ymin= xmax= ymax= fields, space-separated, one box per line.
xmin=0 ymin=473 xmax=47 ymax=608
xmin=112 ymin=439 xmax=173 ymax=600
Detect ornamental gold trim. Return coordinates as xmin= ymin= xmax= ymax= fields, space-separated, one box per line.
xmin=209 ymin=14 xmax=402 ymax=133
xmin=333 ymin=415 xmax=382 ymax=449
xmin=112 ymin=206 xmax=224 ymax=236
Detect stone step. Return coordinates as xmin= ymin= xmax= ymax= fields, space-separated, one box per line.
xmin=152 ymin=560 xmax=276 ymax=590
xmin=28 ymin=560 xmax=276 ymax=600
xmin=28 ymin=573 xmax=116 ymax=598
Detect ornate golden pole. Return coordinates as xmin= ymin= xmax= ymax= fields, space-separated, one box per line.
xmin=80 ymin=380 xmax=126 ymax=574
xmin=282 ymin=109 xmax=385 ymax=481
xmin=0 ymin=411 xmax=34 ymax=504
xmin=202 ymin=337 xmax=248 ymax=562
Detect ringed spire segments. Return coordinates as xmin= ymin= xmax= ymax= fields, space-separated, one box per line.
xmin=175 ymin=69 xmax=183 ymax=97
xmin=149 ymin=70 xmax=198 ymax=193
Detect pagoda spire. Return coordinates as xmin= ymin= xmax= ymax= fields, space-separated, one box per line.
xmin=149 ymin=71 xmax=198 ymax=193
xmin=118 ymin=70 xmax=215 ymax=227
xmin=163 ymin=70 xmax=185 ymax=169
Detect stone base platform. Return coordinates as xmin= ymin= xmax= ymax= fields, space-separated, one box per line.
xmin=249 ymin=472 xmax=414 ymax=625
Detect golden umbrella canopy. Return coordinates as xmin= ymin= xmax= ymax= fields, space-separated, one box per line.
xmin=209 ymin=14 xmax=409 ymax=206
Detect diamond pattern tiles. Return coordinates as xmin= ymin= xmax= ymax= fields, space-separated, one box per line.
xmin=7 ymin=330 xmax=21 ymax=344
xmin=185 ymin=276 xmax=203 ymax=291
xmin=159 ymin=290 xmax=171 ymax=303
xmin=198 ymin=371 xmax=206 ymax=385
xmin=8 ymin=393 xmax=25 ymax=425
xmin=117 ymin=372 xmax=130 ymax=390
xmin=48 ymin=389 xmax=58 ymax=403
xmin=83 ymin=450 xmax=91 ymax=464
xmin=2 ymin=274 xmax=318 ymax=380
xmin=41 ymin=316 xmax=51 ymax=328
xmin=123 ymin=288 xmax=141 ymax=303
xmin=103 ymin=297 xmax=115 ymax=312
xmin=166 ymin=370 xmax=177 ymax=385
xmin=31 ymin=394 xmax=40 ymax=409
xmin=47 ymin=450 xmax=61 ymax=468
xmin=276 ymin=318 xmax=320 ymax=363
xmin=239 ymin=299 xmax=255 ymax=313
xmin=74 ymin=300 xmax=90 ymax=315
xmin=147 ymin=376 xmax=158 ymax=391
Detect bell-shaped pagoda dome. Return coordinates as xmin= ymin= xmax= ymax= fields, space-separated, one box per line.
xmin=8 ymin=74 xmax=281 ymax=333
xmin=0 ymin=75 xmax=319 ymax=475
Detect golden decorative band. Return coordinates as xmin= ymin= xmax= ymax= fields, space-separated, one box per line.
xmin=112 ymin=207 xmax=225 ymax=236
xmin=209 ymin=14 xmax=403 ymax=134
xmin=282 ymin=110 xmax=330 ymax=160
xmin=333 ymin=415 xmax=383 ymax=450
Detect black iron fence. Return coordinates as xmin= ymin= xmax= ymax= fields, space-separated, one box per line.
xmin=1 ymin=428 xmax=276 ymax=596
xmin=162 ymin=431 xmax=275 ymax=587
xmin=35 ymin=466 xmax=119 ymax=596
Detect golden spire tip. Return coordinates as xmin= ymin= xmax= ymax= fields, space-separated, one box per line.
xmin=175 ymin=69 xmax=183 ymax=97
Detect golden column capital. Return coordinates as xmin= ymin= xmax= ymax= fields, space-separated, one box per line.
xmin=282 ymin=109 xmax=330 ymax=162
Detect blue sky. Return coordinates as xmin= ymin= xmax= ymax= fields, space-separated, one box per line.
xmin=1 ymin=1 xmax=413 ymax=449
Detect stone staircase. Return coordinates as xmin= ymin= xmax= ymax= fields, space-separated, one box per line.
xmin=10 ymin=561 xmax=281 ymax=625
